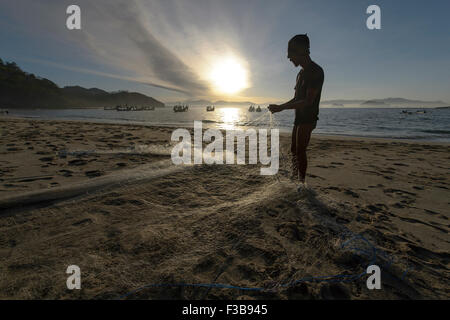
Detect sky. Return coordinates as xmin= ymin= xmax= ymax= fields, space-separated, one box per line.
xmin=1 ymin=0 xmax=449 ymax=104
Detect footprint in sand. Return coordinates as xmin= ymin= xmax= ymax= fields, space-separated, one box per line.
xmin=344 ymin=189 xmax=359 ymax=198
xmin=68 ymin=159 xmax=87 ymax=166
xmin=193 ymin=255 xmax=216 ymax=273
xmin=383 ymin=188 xmax=416 ymax=197
xmin=320 ymin=283 xmax=350 ymax=300
xmin=85 ymin=170 xmax=104 ymax=178
xmin=363 ymin=203 xmax=389 ymax=213
xmin=72 ymin=218 xmax=93 ymax=226
xmin=424 ymin=209 xmax=439 ymax=215
xmin=266 ymin=208 xmax=279 ymax=217
xmin=276 ymin=223 xmax=306 ymax=241
xmin=39 ymin=157 xmax=54 ymax=162
xmin=35 ymin=151 xmax=51 ymax=155
xmin=367 ymin=184 xmax=384 ymax=188
xmin=393 ymin=163 xmax=409 ymax=167
xmin=308 ymin=174 xmax=324 ymax=180
xmin=103 ymin=198 xmax=127 ymax=206
xmin=58 ymin=169 xmax=73 ymax=177
xmin=325 ymin=186 xmax=341 ymax=191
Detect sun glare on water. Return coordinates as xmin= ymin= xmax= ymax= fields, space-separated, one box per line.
xmin=209 ymin=57 xmax=249 ymax=94
xmin=219 ymin=107 xmax=240 ymax=130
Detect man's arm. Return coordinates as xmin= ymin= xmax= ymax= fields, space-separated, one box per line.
xmin=268 ymin=87 xmax=320 ymax=113
xmin=280 ymin=97 xmax=296 ymax=107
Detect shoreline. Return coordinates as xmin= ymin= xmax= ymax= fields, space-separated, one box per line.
xmin=2 ymin=115 xmax=449 ymax=145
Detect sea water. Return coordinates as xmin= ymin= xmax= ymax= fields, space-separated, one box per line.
xmin=6 ymin=106 xmax=450 ymax=142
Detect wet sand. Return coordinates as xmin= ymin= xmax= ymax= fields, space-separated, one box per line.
xmin=0 ymin=117 xmax=449 ymax=299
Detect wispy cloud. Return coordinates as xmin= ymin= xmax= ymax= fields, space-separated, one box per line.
xmin=83 ymin=0 xmax=210 ymax=96
xmin=2 ymin=0 xmax=211 ymax=96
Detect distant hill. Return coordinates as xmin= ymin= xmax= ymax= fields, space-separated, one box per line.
xmin=362 ymin=100 xmax=389 ymax=106
xmin=61 ymin=86 xmax=164 ymax=108
xmin=214 ymin=100 xmax=257 ymax=106
xmin=0 ymin=59 xmax=164 ymax=109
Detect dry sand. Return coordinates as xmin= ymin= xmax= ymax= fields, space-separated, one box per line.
xmin=0 ymin=117 xmax=449 ymax=299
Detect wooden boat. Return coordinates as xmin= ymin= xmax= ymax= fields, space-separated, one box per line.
xmin=173 ymin=105 xmax=189 ymax=112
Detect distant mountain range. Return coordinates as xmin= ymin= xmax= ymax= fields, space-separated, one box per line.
xmin=322 ymin=98 xmax=447 ymax=107
xmin=175 ymin=97 xmax=448 ymax=107
xmin=167 ymin=99 xmax=257 ymax=106
xmin=0 ymin=59 xmax=164 ymax=109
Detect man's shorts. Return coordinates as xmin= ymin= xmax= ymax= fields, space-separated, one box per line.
xmin=291 ymin=122 xmax=316 ymax=154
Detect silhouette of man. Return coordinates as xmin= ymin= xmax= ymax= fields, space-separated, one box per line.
xmin=268 ymin=34 xmax=324 ymax=193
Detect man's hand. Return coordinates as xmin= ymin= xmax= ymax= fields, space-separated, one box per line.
xmin=268 ymin=104 xmax=283 ymax=113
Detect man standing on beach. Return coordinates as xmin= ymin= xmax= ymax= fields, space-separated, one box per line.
xmin=268 ymin=34 xmax=324 ymax=193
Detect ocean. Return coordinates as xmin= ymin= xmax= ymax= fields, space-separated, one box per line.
xmin=5 ymin=106 xmax=450 ymax=142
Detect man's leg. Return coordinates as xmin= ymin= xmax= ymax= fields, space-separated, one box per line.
xmin=295 ymin=123 xmax=314 ymax=183
xmin=291 ymin=125 xmax=298 ymax=178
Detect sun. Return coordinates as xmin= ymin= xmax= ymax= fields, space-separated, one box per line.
xmin=209 ymin=57 xmax=249 ymax=94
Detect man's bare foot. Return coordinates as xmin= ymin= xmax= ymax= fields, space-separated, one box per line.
xmin=297 ymin=181 xmax=308 ymax=195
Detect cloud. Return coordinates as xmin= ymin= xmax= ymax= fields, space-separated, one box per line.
xmin=82 ymin=0 xmax=210 ymax=96
xmin=1 ymin=0 xmax=211 ymax=96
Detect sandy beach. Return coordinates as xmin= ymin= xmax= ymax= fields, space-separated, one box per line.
xmin=0 ymin=117 xmax=448 ymax=299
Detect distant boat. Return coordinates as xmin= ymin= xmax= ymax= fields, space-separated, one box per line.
xmin=206 ymin=105 xmax=215 ymax=112
xmin=116 ymin=105 xmax=128 ymax=111
xmin=173 ymin=105 xmax=189 ymax=112
xmin=401 ymin=109 xmax=427 ymax=115
xmin=112 ymin=105 xmax=156 ymax=111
